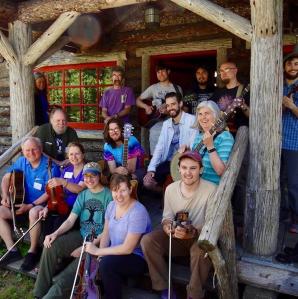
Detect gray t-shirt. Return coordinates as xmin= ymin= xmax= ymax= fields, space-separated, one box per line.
xmin=162 ymin=179 xmax=217 ymax=230
xmin=140 ymin=82 xmax=183 ymax=108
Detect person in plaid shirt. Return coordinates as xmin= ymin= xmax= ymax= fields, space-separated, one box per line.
xmin=281 ymin=45 xmax=298 ymax=233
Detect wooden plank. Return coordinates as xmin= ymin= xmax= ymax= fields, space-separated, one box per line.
xmin=238 ymin=259 xmax=298 ymax=296
xmin=136 ymin=38 xmax=232 ymax=57
xmin=17 ymin=0 xmax=155 ymax=24
xmin=170 ymin=0 xmax=252 ymax=42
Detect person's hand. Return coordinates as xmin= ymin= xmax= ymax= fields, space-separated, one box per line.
xmin=115 ymin=166 xmax=129 ymax=175
xmin=163 ymin=222 xmax=174 ymax=237
xmin=143 ymin=171 xmax=156 ymax=186
xmin=71 ymin=246 xmax=82 ymax=258
xmin=202 ymin=131 xmax=215 ymax=149
xmin=104 ymin=116 xmax=112 ymax=124
xmin=158 ymin=104 xmax=167 ymax=114
xmin=15 ymin=203 xmax=32 ymax=215
xmin=174 ymin=225 xmax=197 ymax=240
xmin=85 ymin=242 xmax=99 ymax=256
xmin=44 ymin=232 xmax=58 ymax=248
xmin=47 ymin=178 xmax=64 ymax=189
xmin=39 ymin=207 xmax=48 ymax=219
xmin=178 ymin=145 xmax=188 ymax=154
xmin=144 ymin=105 xmax=154 ymax=115
xmin=283 ymin=95 xmax=296 ymax=110
xmin=1 ymin=195 xmax=10 ymax=208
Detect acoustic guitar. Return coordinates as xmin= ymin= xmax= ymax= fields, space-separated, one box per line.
xmin=123 ymin=123 xmax=138 ymax=199
xmin=170 ymin=85 xmax=250 ymax=181
xmin=9 ymin=170 xmax=25 ymax=237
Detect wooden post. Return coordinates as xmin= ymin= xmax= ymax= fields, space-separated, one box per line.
xmin=216 ymin=48 xmax=227 ymax=87
xmin=243 ymin=1 xmax=283 ymax=298
xmin=8 ymin=21 xmax=34 ymax=144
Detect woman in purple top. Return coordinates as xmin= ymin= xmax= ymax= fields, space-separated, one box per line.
xmin=85 ymin=174 xmax=151 ymax=299
xmin=41 ymin=142 xmax=86 ymax=234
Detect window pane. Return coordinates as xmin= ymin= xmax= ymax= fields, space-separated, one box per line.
xmin=82 ymin=69 xmax=97 ymax=86
xmin=67 ymin=106 xmax=81 ymax=122
xmin=83 ymin=106 xmax=97 ymax=123
xmin=83 ymin=88 xmax=97 ymax=104
xmin=65 ymin=69 xmax=80 ymax=85
xmin=48 ymin=72 xmax=62 ymax=86
xmin=66 ymin=88 xmax=80 ymax=104
xmin=99 ymin=67 xmax=113 ymax=85
xmin=48 ymin=89 xmax=62 ymax=104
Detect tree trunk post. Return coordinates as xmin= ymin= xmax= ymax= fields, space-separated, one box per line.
xmin=243 ymin=0 xmax=283 ymax=297
xmin=9 ymin=21 xmax=34 ymax=144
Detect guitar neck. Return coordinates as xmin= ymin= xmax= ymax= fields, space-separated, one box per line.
xmin=122 ymin=139 xmax=128 ymax=168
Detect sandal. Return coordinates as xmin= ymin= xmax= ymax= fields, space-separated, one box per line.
xmin=21 ymin=252 xmax=40 ymax=272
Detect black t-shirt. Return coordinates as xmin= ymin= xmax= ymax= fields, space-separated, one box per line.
xmin=209 ymin=85 xmax=250 ymax=132
xmin=184 ymin=86 xmax=215 ymax=114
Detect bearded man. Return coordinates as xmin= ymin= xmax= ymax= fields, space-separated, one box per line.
xmin=281 ymin=46 xmax=298 ymax=233
xmin=143 ymin=92 xmax=196 ymax=191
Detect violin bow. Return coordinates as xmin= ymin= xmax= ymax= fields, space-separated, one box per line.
xmin=70 ymin=236 xmax=87 ymax=299
xmin=0 ymin=215 xmax=43 ymax=263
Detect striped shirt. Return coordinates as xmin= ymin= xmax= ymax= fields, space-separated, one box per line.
xmin=192 ymin=130 xmax=234 ymax=185
xmin=282 ymin=81 xmax=298 ymax=150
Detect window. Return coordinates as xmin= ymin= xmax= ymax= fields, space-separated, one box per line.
xmin=37 ymin=61 xmax=117 ymax=129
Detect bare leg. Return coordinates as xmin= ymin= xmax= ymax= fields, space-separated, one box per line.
xmin=28 ymin=206 xmax=43 ymax=253
xmin=0 ymin=206 xmax=14 ymax=249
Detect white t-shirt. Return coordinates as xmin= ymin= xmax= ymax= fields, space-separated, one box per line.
xmin=140 ymin=82 xmax=183 ymax=108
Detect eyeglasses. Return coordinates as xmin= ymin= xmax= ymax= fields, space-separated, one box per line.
xmin=218 ymin=67 xmax=236 ymax=74
xmin=108 ymin=128 xmax=120 ymax=133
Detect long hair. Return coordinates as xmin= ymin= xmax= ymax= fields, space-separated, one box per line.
xmin=103 ymin=117 xmax=124 ymax=148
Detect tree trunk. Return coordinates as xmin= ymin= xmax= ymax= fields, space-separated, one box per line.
xmin=9 ymin=21 xmax=34 ymax=143
xmin=243 ymin=0 xmax=283 ymax=297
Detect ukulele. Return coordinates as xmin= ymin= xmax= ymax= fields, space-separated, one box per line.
xmin=46 ymin=159 xmax=69 ymax=215
xmin=170 ymin=85 xmax=250 ymax=181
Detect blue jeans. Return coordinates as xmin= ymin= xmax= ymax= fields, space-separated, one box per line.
xmin=281 ymin=149 xmax=298 ymax=222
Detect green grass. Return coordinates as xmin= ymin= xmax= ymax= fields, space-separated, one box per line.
xmin=0 ymin=270 xmax=34 ymax=299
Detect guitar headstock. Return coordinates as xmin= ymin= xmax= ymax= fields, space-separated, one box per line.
xmin=123 ymin=123 xmax=134 ymax=140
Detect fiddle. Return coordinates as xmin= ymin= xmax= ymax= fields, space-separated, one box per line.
xmin=46 ymin=159 xmax=69 ymax=215
xmin=71 ymin=230 xmax=100 ymax=299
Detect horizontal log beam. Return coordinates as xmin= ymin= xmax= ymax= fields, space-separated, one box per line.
xmin=238 ymin=257 xmax=298 ymax=296
xmin=170 ymin=0 xmax=252 ymax=42
xmin=23 ymin=11 xmax=80 ymax=66
xmin=0 ymin=30 xmax=17 ymax=65
xmin=17 ymin=0 xmax=155 ymax=24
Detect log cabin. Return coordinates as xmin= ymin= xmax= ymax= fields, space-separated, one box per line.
xmin=0 ymin=0 xmax=297 ymax=298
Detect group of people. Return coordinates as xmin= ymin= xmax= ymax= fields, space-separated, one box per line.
xmin=0 ymin=44 xmax=296 ymax=299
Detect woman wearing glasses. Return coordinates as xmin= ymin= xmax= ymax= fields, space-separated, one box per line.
xmin=103 ymin=118 xmax=145 ymax=182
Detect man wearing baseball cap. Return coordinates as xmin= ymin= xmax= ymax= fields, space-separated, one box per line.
xmin=34 ymin=162 xmax=113 ymax=299
xmin=141 ymin=151 xmax=217 ymax=299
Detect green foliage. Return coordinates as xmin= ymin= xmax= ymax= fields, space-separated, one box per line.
xmin=47 ymin=71 xmax=62 ymax=86
xmin=66 ymin=88 xmax=80 ymax=104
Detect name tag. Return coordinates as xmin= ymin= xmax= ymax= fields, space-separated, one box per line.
xmin=33 ymin=182 xmax=42 ymax=190
xmin=64 ymin=172 xmax=73 ymax=179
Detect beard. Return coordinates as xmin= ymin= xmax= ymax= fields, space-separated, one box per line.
xmin=221 ymin=78 xmax=230 ymax=85
xmin=113 ymin=79 xmax=121 ymax=86
xmin=197 ymin=78 xmax=208 ymax=85
xmin=169 ymin=108 xmax=181 ymax=118
xmin=284 ymin=71 xmax=298 ymax=80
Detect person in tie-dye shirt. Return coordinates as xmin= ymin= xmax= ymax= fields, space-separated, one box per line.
xmin=103 ymin=118 xmax=145 ymax=182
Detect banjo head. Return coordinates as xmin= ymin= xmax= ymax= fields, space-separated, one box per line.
xmin=170 ymin=152 xmax=182 ymax=181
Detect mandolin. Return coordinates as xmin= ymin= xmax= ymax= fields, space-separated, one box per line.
xmin=170 ymin=85 xmax=250 ymax=181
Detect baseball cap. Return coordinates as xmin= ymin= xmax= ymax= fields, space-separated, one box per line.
xmin=83 ymin=162 xmax=101 ymax=175
xmin=179 ymin=151 xmax=202 ymax=164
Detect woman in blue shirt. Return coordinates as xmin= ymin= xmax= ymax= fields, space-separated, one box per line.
xmin=191 ymin=100 xmax=234 ymax=185
xmin=85 ymin=174 xmax=151 ymax=299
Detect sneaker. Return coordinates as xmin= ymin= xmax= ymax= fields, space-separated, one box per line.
xmin=160 ymin=289 xmax=177 ymax=299
xmin=0 ymin=250 xmax=22 ymax=267
xmin=20 ymin=252 xmax=40 ymax=272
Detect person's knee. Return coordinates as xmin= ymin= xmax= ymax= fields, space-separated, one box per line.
xmin=0 ymin=206 xmax=10 ymax=219
xmin=29 ymin=206 xmax=40 ymax=220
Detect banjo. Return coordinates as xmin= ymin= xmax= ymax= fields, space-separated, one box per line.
xmin=170 ymin=85 xmax=249 ymax=181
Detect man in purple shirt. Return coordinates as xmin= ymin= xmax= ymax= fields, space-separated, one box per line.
xmin=100 ymin=66 xmax=135 ymax=123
